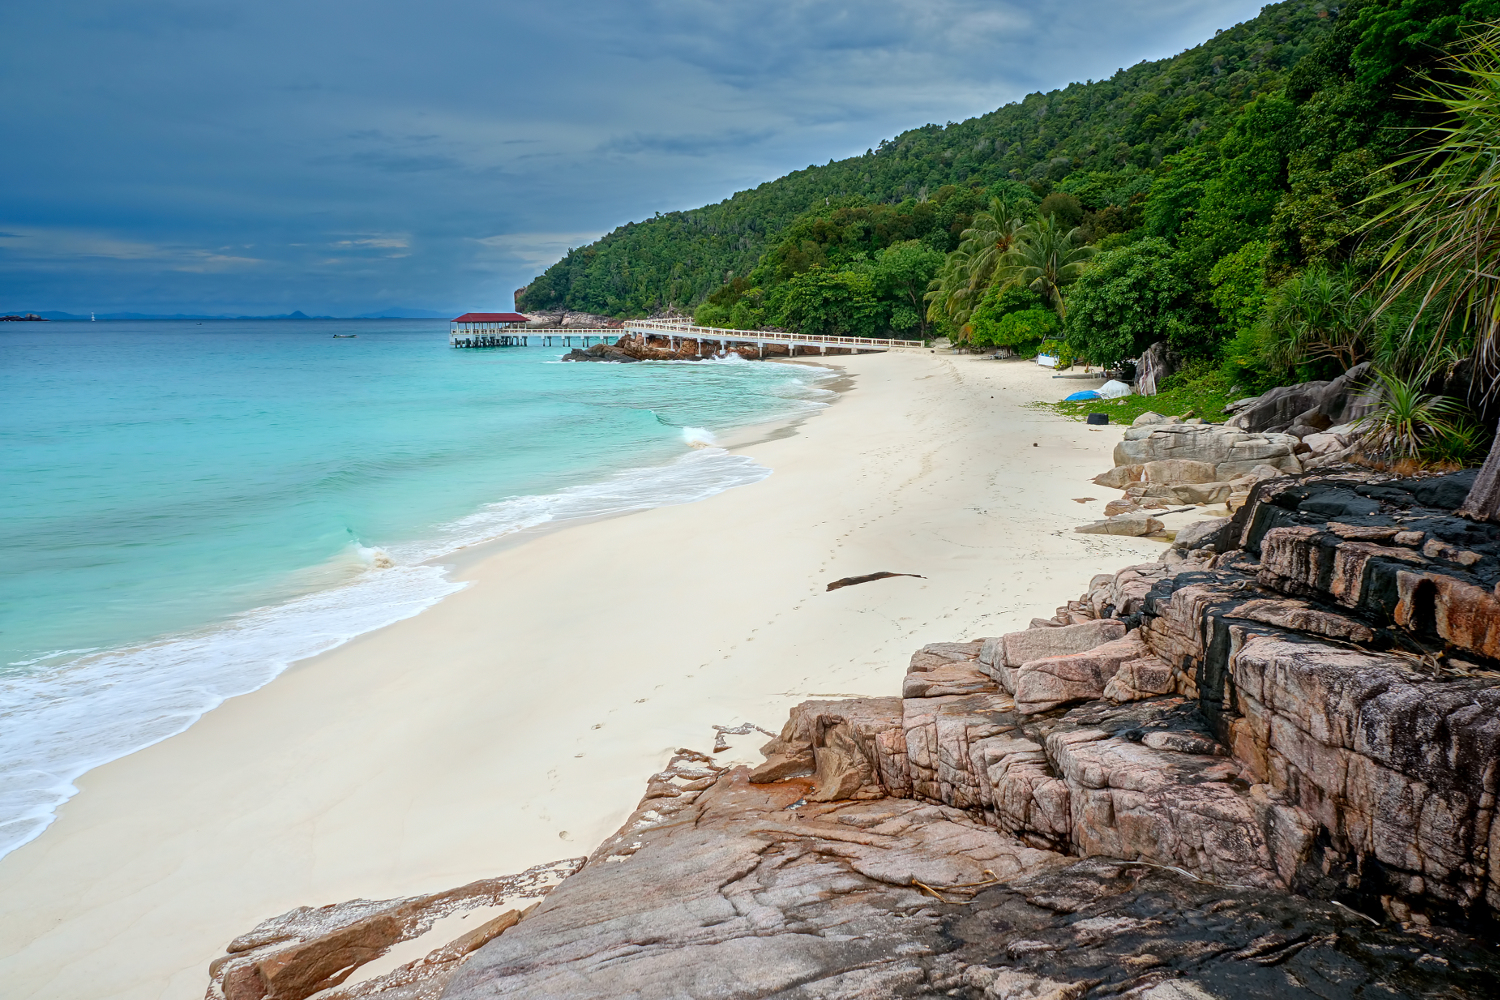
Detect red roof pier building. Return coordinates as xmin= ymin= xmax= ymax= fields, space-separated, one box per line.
xmin=449 ymin=313 xmax=621 ymax=349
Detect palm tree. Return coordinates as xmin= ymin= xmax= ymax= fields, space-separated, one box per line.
xmin=957 ymin=195 xmax=1030 ymax=293
xmin=924 ymin=194 xmax=1031 ymax=343
xmin=924 ymin=247 xmax=979 ymax=339
xmin=992 ymin=215 xmax=1097 ymax=319
xmin=1366 ymin=26 xmax=1500 ymax=520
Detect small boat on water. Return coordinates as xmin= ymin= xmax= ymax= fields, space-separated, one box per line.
xmin=332 ymin=334 xmax=357 ymax=338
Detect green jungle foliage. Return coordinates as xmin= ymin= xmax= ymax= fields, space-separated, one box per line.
xmin=980 ymin=308 xmax=1059 ymax=349
xmin=1047 ymin=362 xmax=1241 ymax=425
xmin=968 ymin=285 xmax=1053 ymax=349
xmin=520 ymin=0 xmax=1345 ymax=319
xmin=1064 ymin=237 xmax=1198 ymax=363
xmin=520 ymin=0 xmax=1500 ymax=457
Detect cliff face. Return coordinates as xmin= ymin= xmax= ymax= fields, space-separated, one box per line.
xmin=517 ymin=310 xmax=622 ymax=328
xmin=207 ymin=468 xmax=1500 ymax=999
xmin=737 ymin=468 xmax=1500 ymax=927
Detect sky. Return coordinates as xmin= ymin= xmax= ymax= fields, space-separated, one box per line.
xmin=0 ymin=0 xmax=1269 ymax=317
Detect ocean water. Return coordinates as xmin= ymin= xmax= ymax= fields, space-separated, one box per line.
xmin=0 ymin=319 xmax=834 ymax=858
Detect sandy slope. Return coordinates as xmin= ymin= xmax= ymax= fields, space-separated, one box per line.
xmin=0 ymin=351 xmax=1162 ymax=1000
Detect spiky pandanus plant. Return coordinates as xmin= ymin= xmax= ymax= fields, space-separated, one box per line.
xmin=1259 ymin=266 xmax=1381 ymax=371
xmin=1357 ymin=368 xmax=1468 ymax=463
xmin=1367 ymin=26 xmax=1500 ymax=519
xmin=991 ymin=215 xmax=1097 ymax=320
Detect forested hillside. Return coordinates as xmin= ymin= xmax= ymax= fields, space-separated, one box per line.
xmin=518 ymin=0 xmax=1334 ymax=315
xmin=519 ymin=0 xmax=1500 ymax=540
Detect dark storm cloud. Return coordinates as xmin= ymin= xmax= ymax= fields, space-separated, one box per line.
xmin=0 ymin=0 xmax=1266 ymax=315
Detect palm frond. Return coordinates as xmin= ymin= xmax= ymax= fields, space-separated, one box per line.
xmin=991 ymin=215 xmax=1097 ymax=319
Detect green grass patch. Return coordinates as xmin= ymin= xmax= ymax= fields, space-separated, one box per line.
xmin=1033 ymin=362 xmax=1240 ymax=424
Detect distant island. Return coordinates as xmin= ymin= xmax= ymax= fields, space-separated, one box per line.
xmin=1 ymin=313 xmax=48 ymax=321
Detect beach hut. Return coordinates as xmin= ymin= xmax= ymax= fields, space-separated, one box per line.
xmin=451 ymin=312 xmax=529 ymax=333
xmin=449 ymin=312 xmax=531 ymax=347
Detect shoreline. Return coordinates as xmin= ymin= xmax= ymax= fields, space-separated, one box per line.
xmin=435 ymin=360 xmax=838 ymax=578
xmin=0 ymin=351 xmax=1164 ymax=1000
xmin=0 ymin=355 xmax=830 ymax=865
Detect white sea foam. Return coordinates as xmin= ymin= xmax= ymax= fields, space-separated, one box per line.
xmin=6 ymin=648 xmax=102 ymax=668
xmin=0 ymin=446 xmax=771 ymax=860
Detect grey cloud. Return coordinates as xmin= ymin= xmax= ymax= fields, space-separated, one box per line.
xmin=90 ymin=0 xmax=241 ymax=34
xmin=342 ymin=150 xmax=465 ymax=174
xmin=599 ymin=128 xmax=781 ymax=158
xmin=0 ymin=0 xmax=1267 ymax=315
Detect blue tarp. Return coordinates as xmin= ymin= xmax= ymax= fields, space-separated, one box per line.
xmin=1063 ymin=390 xmax=1101 ymax=401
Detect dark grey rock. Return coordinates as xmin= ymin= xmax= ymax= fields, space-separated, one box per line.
xmin=1227 ymin=363 xmax=1376 ymax=435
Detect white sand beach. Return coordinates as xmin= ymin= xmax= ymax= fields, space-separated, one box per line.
xmin=0 ymin=351 xmax=1166 ymax=1000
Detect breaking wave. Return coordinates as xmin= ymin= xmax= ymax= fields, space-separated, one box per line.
xmin=0 ymin=446 xmax=770 ymax=860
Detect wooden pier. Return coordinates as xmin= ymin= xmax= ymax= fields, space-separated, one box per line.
xmin=449 ymin=327 xmax=620 ymax=349
xmin=449 ymin=311 xmax=622 ymax=349
xmin=621 ymin=319 xmax=922 ymax=358
xmin=449 ymin=313 xmax=925 ymax=356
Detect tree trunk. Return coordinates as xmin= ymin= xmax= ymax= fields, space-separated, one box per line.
xmin=1458 ymin=423 xmax=1500 ymax=521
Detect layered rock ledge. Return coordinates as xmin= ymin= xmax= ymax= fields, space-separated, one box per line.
xmin=207 ymin=468 xmax=1500 ymax=998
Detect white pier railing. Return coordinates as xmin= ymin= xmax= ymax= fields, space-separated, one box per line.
xmin=449 ymin=319 xmax=926 ymax=354
xmin=623 ymin=319 xmax=922 ymax=352
xmin=449 ymin=327 xmax=620 ymax=349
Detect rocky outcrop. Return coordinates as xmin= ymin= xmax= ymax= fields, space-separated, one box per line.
xmin=205 ymin=860 xmax=581 ymax=1000
xmin=746 ymin=469 xmax=1500 ymax=928
xmin=1171 ymin=516 xmax=1230 ymax=551
xmin=1112 ymin=421 xmax=1302 ymax=482
xmin=1089 ymin=409 xmax=1370 ymax=525
xmin=444 ymin=768 xmax=1493 ymax=999
xmin=1224 ymin=362 xmax=1378 ymax=435
xmin=519 ymin=310 xmax=622 ymax=328
xmin=562 ymin=332 xmax=773 ymax=363
xmin=1072 ymin=514 xmax=1164 ymax=537
xmin=561 ymin=343 xmax=640 ymax=363
xmin=208 ymin=471 xmax=1500 ymax=998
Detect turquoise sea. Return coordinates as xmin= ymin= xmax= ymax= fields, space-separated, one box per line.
xmin=0 ymin=319 xmax=834 ymax=857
